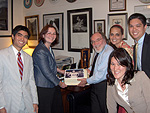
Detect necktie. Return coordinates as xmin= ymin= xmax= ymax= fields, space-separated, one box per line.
xmin=89 ymin=53 xmax=99 ymax=77
xmin=135 ymin=43 xmax=138 ymax=70
xmin=17 ymin=52 xmax=23 ymax=80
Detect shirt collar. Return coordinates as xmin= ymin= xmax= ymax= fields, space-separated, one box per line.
xmin=12 ymin=45 xmax=23 ymax=56
xmin=115 ymin=79 xmax=128 ymax=91
xmin=135 ymin=33 xmax=145 ymax=44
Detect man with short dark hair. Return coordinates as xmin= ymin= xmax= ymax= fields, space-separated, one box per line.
xmin=0 ymin=25 xmax=38 ymax=113
xmin=128 ymin=13 xmax=150 ymax=78
xmin=78 ymin=31 xmax=113 ymax=113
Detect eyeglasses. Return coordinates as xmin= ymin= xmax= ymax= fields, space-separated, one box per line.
xmin=17 ymin=33 xmax=29 ymax=39
xmin=91 ymin=38 xmax=102 ymax=44
xmin=46 ymin=32 xmax=56 ymax=36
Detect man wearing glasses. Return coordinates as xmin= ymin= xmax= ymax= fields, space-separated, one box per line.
xmin=78 ymin=31 xmax=113 ymax=113
xmin=0 ymin=25 xmax=38 ymax=113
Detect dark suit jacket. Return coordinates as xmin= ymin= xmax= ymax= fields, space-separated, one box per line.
xmin=133 ymin=33 xmax=150 ymax=78
xmin=32 ymin=41 xmax=60 ymax=88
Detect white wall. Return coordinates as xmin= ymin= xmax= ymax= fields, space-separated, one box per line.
xmin=0 ymin=0 xmax=147 ymax=64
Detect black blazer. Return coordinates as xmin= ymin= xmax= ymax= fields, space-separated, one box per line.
xmin=133 ymin=33 xmax=150 ymax=78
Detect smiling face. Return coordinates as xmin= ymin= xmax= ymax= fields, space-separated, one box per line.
xmin=109 ymin=27 xmax=124 ymax=48
xmin=110 ymin=57 xmax=126 ymax=82
xmin=91 ymin=32 xmax=106 ymax=53
xmin=128 ymin=18 xmax=147 ymax=42
xmin=43 ymin=27 xmax=56 ymax=46
xmin=12 ymin=30 xmax=28 ymax=51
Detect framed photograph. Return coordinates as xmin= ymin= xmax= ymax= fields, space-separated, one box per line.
xmin=80 ymin=48 xmax=90 ymax=68
xmin=94 ymin=19 xmax=105 ymax=35
xmin=64 ymin=69 xmax=88 ymax=85
xmin=67 ymin=8 xmax=92 ymax=52
xmin=0 ymin=0 xmax=13 ymax=37
xmin=43 ymin=13 xmax=64 ymax=50
xmin=108 ymin=13 xmax=128 ymax=40
xmin=134 ymin=5 xmax=150 ymax=34
xmin=25 ymin=15 xmax=39 ymax=47
xmin=109 ymin=0 xmax=126 ymax=12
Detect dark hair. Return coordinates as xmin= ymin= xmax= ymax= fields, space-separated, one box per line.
xmin=128 ymin=13 xmax=147 ymax=26
xmin=39 ymin=24 xmax=58 ymax=46
xmin=110 ymin=24 xmax=124 ymax=35
xmin=12 ymin=25 xmax=30 ymax=38
xmin=107 ymin=48 xmax=135 ymax=86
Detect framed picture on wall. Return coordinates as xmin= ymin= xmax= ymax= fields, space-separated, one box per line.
xmin=94 ymin=19 xmax=105 ymax=35
xmin=80 ymin=48 xmax=90 ymax=69
xmin=25 ymin=15 xmax=39 ymax=47
xmin=109 ymin=0 xmax=126 ymax=12
xmin=67 ymin=8 xmax=92 ymax=52
xmin=108 ymin=13 xmax=128 ymax=40
xmin=0 ymin=0 xmax=13 ymax=37
xmin=43 ymin=13 xmax=64 ymax=50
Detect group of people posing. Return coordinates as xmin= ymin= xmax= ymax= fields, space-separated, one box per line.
xmin=0 ymin=12 xmax=150 ymax=113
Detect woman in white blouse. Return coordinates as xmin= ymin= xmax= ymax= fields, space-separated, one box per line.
xmin=106 ymin=48 xmax=150 ymax=113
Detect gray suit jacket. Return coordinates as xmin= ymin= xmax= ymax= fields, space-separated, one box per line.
xmin=107 ymin=71 xmax=150 ymax=113
xmin=0 ymin=45 xmax=38 ymax=113
xmin=32 ymin=41 xmax=60 ymax=88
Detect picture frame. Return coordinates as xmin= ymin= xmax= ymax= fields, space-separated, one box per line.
xmin=67 ymin=8 xmax=92 ymax=52
xmin=80 ymin=48 xmax=90 ymax=69
xmin=64 ymin=69 xmax=88 ymax=85
xmin=108 ymin=13 xmax=128 ymax=40
xmin=109 ymin=0 xmax=126 ymax=12
xmin=43 ymin=13 xmax=64 ymax=50
xmin=134 ymin=5 xmax=150 ymax=34
xmin=25 ymin=15 xmax=39 ymax=47
xmin=94 ymin=19 xmax=105 ymax=35
xmin=0 ymin=0 xmax=13 ymax=37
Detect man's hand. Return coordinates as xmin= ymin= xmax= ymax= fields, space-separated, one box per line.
xmin=0 ymin=108 xmax=7 ymax=113
xmin=86 ymin=69 xmax=91 ymax=75
xmin=77 ymin=78 xmax=87 ymax=87
xmin=33 ymin=104 xmax=38 ymax=113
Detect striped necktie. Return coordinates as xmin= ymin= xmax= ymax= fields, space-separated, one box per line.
xmin=17 ymin=52 xmax=23 ymax=80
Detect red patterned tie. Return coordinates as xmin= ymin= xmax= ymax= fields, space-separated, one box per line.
xmin=17 ymin=52 xmax=23 ymax=80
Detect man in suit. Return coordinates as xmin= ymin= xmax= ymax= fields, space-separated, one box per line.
xmin=128 ymin=13 xmax=150 ymax=78
xmin=0 ymin=25 xmax=38 ymax=113
xmin=78 ymin=31 xmax=113 ymax=113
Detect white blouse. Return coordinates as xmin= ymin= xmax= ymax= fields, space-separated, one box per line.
xmin=115 ymin=79 xmax=130 ymax=106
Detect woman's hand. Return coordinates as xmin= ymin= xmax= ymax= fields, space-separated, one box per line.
xmin=57 ymin=68 xmax=65 ymax=74
xmin=59 ymin=81 xmax=67 ymax=88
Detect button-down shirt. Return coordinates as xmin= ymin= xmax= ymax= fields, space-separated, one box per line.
xmin=12 ymin=45 xmax=24 ymax=63
xmin=135 ymin=33 xmax=145 ymax=71
xmin=87 ymin=44 xmax=113 ymax=84
xmin=115 ymin=79 xmax=130 ymax=106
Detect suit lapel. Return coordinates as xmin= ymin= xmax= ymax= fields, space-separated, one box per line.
xmin=8 ymin=46 xmax=22 ymax=83
xmin=22 ymin=51 xmax=29 ymax=83
xmin=141 ymin=33 xmax=148 ymax=69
